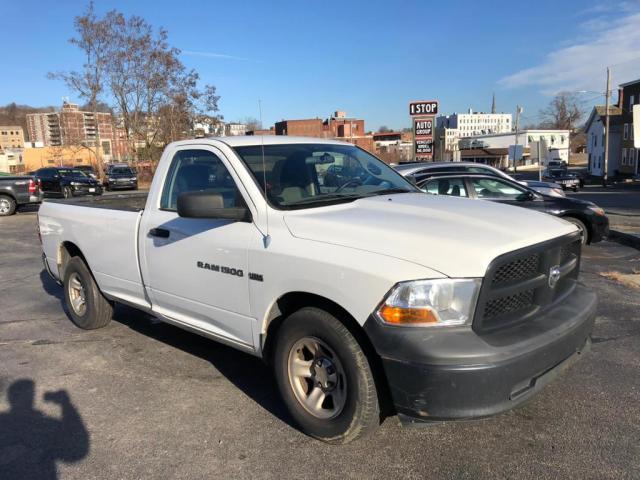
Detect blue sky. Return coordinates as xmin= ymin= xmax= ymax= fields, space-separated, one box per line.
xmin=1 ymin=0 xmax=639 ymax=130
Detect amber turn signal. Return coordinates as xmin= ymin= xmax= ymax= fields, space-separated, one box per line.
xmin=378 ymin=305 xmax=438 ymax=325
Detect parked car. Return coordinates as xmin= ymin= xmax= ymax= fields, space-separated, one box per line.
xmin=542 ymin=168 xmax=581 ymax=191
xmin=38 ymin=136 xmax=596 ymax=443
xmin=395 ymin=162 xmax=566 ymax=197
xmin=0 ymin=174 xmax=43 ymax=216
xmin=416 ymin=172 xmax=608 ymax=244
xmin=104 ymin=165 xmax=138 ymax=191
xmin=74 ymin=165 xmax=98 ymax=180
xmin=34 ymin=167 xmax=103 ymax=198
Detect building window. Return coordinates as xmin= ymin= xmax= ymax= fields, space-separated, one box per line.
xmin=630 ymin=95 xmax=636 ymax=109
xmin=624 ymin=123 xmax=629 ymax=140
xmin=622 ymin=148 xmax=628 ymax=166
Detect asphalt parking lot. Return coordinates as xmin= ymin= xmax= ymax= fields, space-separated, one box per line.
xmin=1 ymin=211 xmax=639 ymax=479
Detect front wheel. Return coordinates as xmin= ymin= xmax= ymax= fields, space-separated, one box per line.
xmin=565 ymin=217 xmax=589 ymax=245
xmin=63 ymin=186 xmax=73 ymax=199
xmin=273 ymin=307 xmax=380 ymax=444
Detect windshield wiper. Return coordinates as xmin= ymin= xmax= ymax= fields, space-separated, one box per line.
xmin=285 ymin=193 xmax=361 ymax=207
xmin=364 ymin=187 xmax=414 ymax=197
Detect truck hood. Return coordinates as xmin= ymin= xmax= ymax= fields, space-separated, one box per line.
xmin=283 ymin=193 xmax=577 ymax=278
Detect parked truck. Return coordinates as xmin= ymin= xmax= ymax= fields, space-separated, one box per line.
xmin=0 ymin=174 xmax=42 ymax=216
xmin=38 ymin=136 xmax=596 ymax=443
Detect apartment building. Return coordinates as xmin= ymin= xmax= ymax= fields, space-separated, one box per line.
xmin=25 ymin=102 xmax=127 ymax=162
xmin=436 ymin=109 xmax=512 ymax=138
xmin=0 ymin=126 xmax=25 ymax=150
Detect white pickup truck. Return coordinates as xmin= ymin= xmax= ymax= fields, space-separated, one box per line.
xmin=38 ymin=136 xmax=596 ymax=443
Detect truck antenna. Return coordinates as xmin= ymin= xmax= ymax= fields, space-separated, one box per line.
xmin=258 ymin=99 xmax=271 ymax=247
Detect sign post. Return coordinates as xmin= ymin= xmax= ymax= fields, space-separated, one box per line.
xmin=410 ymin=100 xmax=438 ymax=162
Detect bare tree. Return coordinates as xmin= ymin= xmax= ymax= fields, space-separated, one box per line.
xmin=242 ymin=116 xmax=262 ymax=131
xmin=539 ymin=92 xmax=584 ymax=131
xmin=377 ymin=125 xmax=392 ymax=133
xmin=48 ymin=1 xmax=111 ymax=176
xmin=50 ymin=4 xmax=220 ymax=166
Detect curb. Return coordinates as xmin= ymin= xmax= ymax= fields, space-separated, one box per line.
xmin=608 ymin=229 xmax=640 ymax=250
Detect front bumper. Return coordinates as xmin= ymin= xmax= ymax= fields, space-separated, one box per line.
xmin=364 ymin=283 xmax=596 ymax=422
xmin=590 ymin=214 xmax=609 ymax=243
xmin=72 ymin=184 xmax=103 ymax=196
xmin=108 ymin=180 xmax=138 ymax=190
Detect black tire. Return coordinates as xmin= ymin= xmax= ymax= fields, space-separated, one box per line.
xmin=565 ymin=217 xmax=589 ymax=245
xmin=273 ymin=307 xmax=380 ymax=444
xmin=63 ymin=256 xmax=113 ymax=329
xmin=63 ymin=186 xmax=73 ymax=199
xmin=0 ymin=194 xmax=17 ymax=216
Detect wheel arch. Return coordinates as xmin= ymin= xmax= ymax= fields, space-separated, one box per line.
xmin=560 ymin=212 xmax=592 ymax=243
xmin=58 ymin=241 xmax=89 ymax=281
xmin=261 ymin=291 xmax=394 ymax=416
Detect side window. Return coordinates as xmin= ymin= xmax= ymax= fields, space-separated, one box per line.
xmin=470 ymin=178 xmax=526 ymax=200
xmin=422 ymin=178 xmax=468 ymax=197
xmin=160 ymin=149 xmax=242 ymax=211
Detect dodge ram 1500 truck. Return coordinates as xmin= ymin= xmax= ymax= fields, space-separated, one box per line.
xmin=0 ymin=174 xmax=42 ymax=216
xmin=38 ymin=136 xmax=596 ymax=444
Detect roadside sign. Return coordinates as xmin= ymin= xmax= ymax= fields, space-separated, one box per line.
xmin=634 ymin=104 xmax=640 ymax=148
xmin=409 ymin=100 xmax=439 ymax=116
xmin=508 ymin=144 xmax=524 ymax=161
xmin=414 ymin=118 xmax=433 ymax=137
xmin=415 ymin=138 xmax=434 ymax=155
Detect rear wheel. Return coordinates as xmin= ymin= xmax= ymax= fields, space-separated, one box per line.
xmin=0 ymin=195 xmax=16 ymax=216
xmin=565 ymin=217 xmax=589 ymax=245
xmin=273 ymin=307 xmax=380 ymax=444
xmin=63 ymin=257 xmax=113 ymax=329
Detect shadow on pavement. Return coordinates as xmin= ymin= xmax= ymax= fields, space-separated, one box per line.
xmin=0 ymin=379 xmax=90 ymax=480
xmin=111 ymin=304 xmax=296 ymax=430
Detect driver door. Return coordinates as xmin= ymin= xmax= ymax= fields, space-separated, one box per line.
xmin=139 ymin=146 xmax=256 ymax=347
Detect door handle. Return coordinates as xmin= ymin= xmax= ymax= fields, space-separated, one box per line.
xmin=148 ymin=227 xmax=170 ymax=238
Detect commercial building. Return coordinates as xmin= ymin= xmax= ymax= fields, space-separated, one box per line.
xmin=23 ymin=146 xmax=97 ymax=172
xmin=436 ymin=109 xmax=512 ymax=138
xmin=225 ymin=123 xmax=247 ymax=136
xmin=0 ymin=126 xmax=25 ymax=150
xmin=0 ymin=151 xmax=25 ymax=174
xmin=274 ymin=111 xmax=374 ymax=152
xmin=459 ymin=129 xmax=571 ymax=166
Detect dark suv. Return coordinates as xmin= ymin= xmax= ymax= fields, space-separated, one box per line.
xmin=104 ymin=166 xmax=138 ymax=191
xmin=35 ymin=167 xmax=103 ymax=198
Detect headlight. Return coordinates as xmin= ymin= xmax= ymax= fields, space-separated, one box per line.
xmin=70 ymin=182 xmax=82 ymax=186
xmin=376 ymin=278 xmax=481 ymax=327
xmin=131 ymin=177 xmax=137 ymax=181
xmin=551 ymin=188 xmax=566 ymax=197
xmin=588 ymin=205 xmax=606 ymax=216
xmin=108 ymin=177 xmax=115 ymax=181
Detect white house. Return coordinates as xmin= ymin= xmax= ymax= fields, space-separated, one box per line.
xmin=584 ymin=106 xmax=622 ymax=177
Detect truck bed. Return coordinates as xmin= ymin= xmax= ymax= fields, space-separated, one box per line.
xmin=45 ymin=192 xmax=148 ymax=211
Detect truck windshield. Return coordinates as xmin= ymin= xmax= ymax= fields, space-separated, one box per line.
xmin=233 ymin=143 xmax=416 ymax=209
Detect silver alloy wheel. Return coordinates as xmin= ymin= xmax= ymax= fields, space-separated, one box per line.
xmin=0 ymin=198 xmax=10 ymax=214
xmin=287 ymin=336 xmax=347 ymax=420
xmin=68 ymin=272 xmax=87 ymax=316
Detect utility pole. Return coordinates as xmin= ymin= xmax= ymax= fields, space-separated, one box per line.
xmin=513 ymin=105 xmax=522 ymax=173
xmin=603 ymin=67 xmax=611 ymax=187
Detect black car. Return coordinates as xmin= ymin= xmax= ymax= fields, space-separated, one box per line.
xmin=542 ymin=168 xmax=581 ymax=191
xmin=104 ymin=166 xmax=138 ymax=191
xmin=417 ymin=173 xmax=608 ymax=244
xmin=35 ymin=167 xmax=103 ymax=199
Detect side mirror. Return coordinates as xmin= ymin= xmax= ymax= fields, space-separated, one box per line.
xmin=177 ymin=191 xmax=252 ymax=222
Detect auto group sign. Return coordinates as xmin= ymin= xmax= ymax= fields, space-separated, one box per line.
xmin=410 ymin=100 xmax=438 ymax=160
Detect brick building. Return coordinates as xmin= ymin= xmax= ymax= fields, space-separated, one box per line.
xmin=26 ymin=102 xmax=128 ymax=162
xmin=274 ymin=118 xmax=326 ymax=137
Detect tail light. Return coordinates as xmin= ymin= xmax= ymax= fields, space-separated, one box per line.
xmin=29 ymin=178 xmax=37 ymax=194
